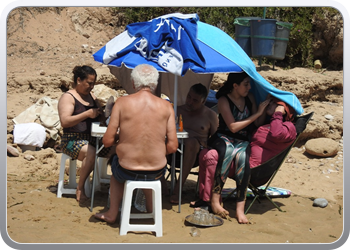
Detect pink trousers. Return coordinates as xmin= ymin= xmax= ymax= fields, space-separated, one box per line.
xmin=198 ymin=148 xmax=236 ymax=202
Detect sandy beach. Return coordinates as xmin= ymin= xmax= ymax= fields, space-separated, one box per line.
xmin=5 ymin=7 xmax=344 ymax=247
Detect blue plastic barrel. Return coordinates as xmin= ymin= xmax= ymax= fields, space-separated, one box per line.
xmin=250 ymin=19 xmax=277 ymax=57
xmin=234 ymin=17 xmax=261 ymax=57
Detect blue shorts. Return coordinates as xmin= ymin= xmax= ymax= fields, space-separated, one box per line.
xmin=111 ymin=154 xmax=166 ymax=183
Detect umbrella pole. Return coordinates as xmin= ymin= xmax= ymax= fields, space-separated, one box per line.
xmin=174 ymin=75 xmax=183 ymax=212
xmin=170 ymin=75 xmax=178 ymax=195
xmin=174 ymin=75 xmax=178 ymax=116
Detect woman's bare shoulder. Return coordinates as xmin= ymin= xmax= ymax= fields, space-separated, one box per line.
xmin=59 ymin=91 xmax=74 ymax=102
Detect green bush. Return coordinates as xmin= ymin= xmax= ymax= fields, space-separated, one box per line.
xmin=112 ymin=7 xmax=341 ymax=69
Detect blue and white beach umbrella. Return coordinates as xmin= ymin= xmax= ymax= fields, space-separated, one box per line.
xmin=93 ymin=13 xmax=303 ymax=115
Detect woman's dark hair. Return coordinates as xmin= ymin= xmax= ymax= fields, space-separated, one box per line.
xmin=72 ymin=65 xmax=97 ymax=88
xmin=216 ymin=71 xmax=249 ymax=99
xmin=190 ymin=83 xmax=208 ymax=101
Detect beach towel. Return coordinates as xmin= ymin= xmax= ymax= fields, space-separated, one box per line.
xmin=12 ymin=96 xmax=61 ymax=140
xmin=13 ymin=123 xmax=46 ymax=147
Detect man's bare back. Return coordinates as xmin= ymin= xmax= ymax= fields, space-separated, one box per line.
xmin=103 ymin=89 xmax=178 ymax=171
xmin=95 ymin=64 xmax=178 ymax=224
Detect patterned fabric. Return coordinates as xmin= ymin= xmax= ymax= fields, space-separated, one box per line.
xmin=60 ymin=132 xmax=110 ymax=160
xmin=216 ymin=134 xmax=249 ymax=185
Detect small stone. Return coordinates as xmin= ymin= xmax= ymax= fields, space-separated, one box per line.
xmin=24 ymin=154 xmax=35 ymax=161
xmin=324 ymin=114 xmax=334 ymax=120
xmin=313 ymin=198 xmax=328 ymax=208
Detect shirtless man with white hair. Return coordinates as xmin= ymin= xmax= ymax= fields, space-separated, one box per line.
xmin=94 ymin=64 xmax=178 ymax=224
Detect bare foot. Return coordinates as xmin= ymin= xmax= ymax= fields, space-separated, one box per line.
xmin=94 ymin=211 xmax=117 ymax=224
xmin=94 ymin=212 xmax=117 ymax=224
xmin=76 ymin=189 xmax=88 ymax=203
xmin=211 ymin=202 xmax=229 ymax=219
xmin=236 ymin=201 xmax=249 ymax=224
xmin=236 ymin=210 xmax=249 ymax=224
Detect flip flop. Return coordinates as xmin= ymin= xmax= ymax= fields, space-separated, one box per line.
xmin=190 ymin=199 xmax=212 ymax=212
xmin=170 ymin=197 xmax=179 ymax=204
xmin=190 ymin=199 xmax=209 ymax=208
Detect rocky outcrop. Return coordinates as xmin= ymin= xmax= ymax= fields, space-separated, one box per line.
xmin=312 ymin=10 xmax=343 ymax=68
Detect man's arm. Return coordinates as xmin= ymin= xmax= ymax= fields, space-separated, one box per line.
xmin=165 ymin=104 xmax=178 ymax=155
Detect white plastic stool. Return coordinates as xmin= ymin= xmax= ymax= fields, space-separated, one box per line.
xmin=57 ymin=153 xmax=91 ymax=198
xmin=119 ymin=180 xmax=163 ymax=237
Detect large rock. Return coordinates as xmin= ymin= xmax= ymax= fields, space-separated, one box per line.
xmin=305 ymin=138 xmax=339 ymax=157
xmin=92 ymin=84 xmax=120 ymax=106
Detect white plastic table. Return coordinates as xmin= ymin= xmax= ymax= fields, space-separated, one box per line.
xmin=90 ymin=122 xmax=188 ymax=213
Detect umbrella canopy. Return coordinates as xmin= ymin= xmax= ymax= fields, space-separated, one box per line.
xmin=93 ymin=13 xmax=303 ymax=115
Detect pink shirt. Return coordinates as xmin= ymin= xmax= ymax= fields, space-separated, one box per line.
xmin=249 ymin=112 xmax=297 ymax=168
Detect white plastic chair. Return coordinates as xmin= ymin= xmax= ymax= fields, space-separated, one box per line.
xmin=57 ymin=153 xmax=91 ymax=198
xmin=119 ymin=180 xmax=163 ymax=237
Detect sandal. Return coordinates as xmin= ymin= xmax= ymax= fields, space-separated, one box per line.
xmin=190 ymin=199 xmax=212 ymax=212
xmin=190 ymin=199 xmax=209 ymax=208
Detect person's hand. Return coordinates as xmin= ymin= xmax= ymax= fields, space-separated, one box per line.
xmin=88 ymin=108 xmax=102 ymax=119
xmin=257 ymin=99 xmax=270 ymax=115
xmin=275 ymin=105 xmax=286 ymax=115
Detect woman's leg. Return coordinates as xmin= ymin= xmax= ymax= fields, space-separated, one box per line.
xmin=191 ymin=149 xmax=219 ymax=209
xmin=210 ymin=138 xmax=235 ymax=217
xmin=76 ymin=144 xmax=96 ymax=202
xmin=198 ymin=149 xmax=217 ymax=202
xmin=233 ymin=143 xmax=251 ymax=224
